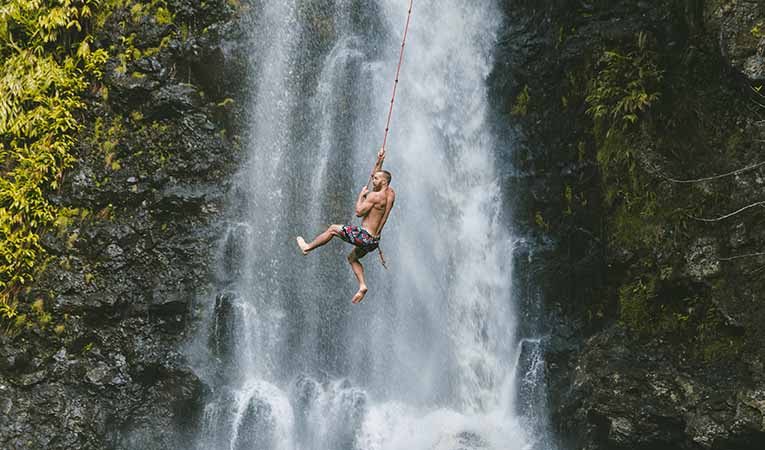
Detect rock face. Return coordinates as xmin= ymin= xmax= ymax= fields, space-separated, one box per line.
xmin=707 ymin=0 xmax=765 ymax=81
xmin=494 ymin=0 xmax=765 ymax=449
xmin=0 ymin=1 xmax=249 ymax=449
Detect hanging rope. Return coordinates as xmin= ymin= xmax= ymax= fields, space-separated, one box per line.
xmin=369 ymin=0 xmax=413 ymax=270
xmin=381 ymin=0 xmax=414 ymax=152
xmin=370 ymin=0 xmax=413 ymax=186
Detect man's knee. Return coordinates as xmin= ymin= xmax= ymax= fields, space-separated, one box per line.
xmin=347 ymin=252 xmax=357 ymax=263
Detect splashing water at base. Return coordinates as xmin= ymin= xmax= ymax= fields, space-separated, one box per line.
xmin=357 ymin=403 xmax=535 ymax=450
xmin=184 ymin=1 xmax=552 ymax=449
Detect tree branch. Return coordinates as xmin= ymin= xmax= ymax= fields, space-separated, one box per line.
xmin=659 ymin=161 xmax=765 ymax=184
xmin=689 ymin=200 xmax=765 ymax=222
xmin=751 ymin=97 xmax=765 ymax=109
xmin=720 ymin=252 xmax=765 ymax=261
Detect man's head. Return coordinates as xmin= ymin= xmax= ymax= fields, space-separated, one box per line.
xmin=372 ymin=170 xmax=392 ymax=190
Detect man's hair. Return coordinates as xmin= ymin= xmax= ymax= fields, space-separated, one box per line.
xmin=380 ymin=170 xmax=392 ymax=185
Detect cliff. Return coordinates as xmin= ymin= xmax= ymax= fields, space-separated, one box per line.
xmin=494 ymin=0 xmax=765 ymax=449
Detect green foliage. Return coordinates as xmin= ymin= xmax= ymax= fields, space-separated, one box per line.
xmin=534 ymin=211 xmax=550 ymax=231
xmin=31 ymin=298 xmax=51 ymax=325
xmin=586 ymin=46 xmax=661 ymax=129
xmin=618 ymin=276 xmax=655 ymax=332
xmin=1 ymin=0 xmax=98 ymax=46
xmin=583 ymin=33 xmax=669 ymax=255
xmin=618 ymin=271 xmax=688 ymax=335
xmin=154 ymin=6 xmax=172 ymax=25
xmin=617 ymin=271 xmax=744 ymax=362
xmin=217 ymin=97 xmax=235 ymax=107
xmin=696 ymin=302 xmax=745 ymax=362
xmin=586 ymin=32 xmax=662 ymax=171
xmin=699 ymin=334 xmax=744 ymax=362
xmin=752 ymin=21 xmax=764 ymax=39
xmin=511 ymin=85 xmax=530 ymax=117
xmin=0 ymin=0 xmax=108 ymax=322
xmin=608 ymin=189 xmax=663 ymax=250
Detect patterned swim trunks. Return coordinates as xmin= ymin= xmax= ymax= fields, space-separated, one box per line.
xmin=337 ymin=225 xmax=379 ymax=253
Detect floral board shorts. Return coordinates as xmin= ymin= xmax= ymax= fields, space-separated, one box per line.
xmin=337 ymin=225 xmax=380 ymax=253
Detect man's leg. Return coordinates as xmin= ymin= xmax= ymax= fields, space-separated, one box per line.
xmin=297 ymin=224 xmax=343 ymax=255
xmin=347 ymin=247 xmax=369 ymax=303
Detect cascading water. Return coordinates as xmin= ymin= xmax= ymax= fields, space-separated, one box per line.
xmin=185 ymin=1 xmax=551 ymax=449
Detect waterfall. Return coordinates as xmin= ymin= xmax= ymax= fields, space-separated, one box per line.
xmin=185 ymin=1 xmax=550 ymax=449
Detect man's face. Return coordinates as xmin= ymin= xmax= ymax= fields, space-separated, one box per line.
xmin=372 ymin=172 xmax=384 ymax=189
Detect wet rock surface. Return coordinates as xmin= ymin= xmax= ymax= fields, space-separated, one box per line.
xmin=0 ymin=1 xmax=248 ymax=449
xmin=706 ymin=0 xmax=765 ymax=82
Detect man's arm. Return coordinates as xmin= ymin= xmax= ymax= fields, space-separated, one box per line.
xmin=355 ymin=186 xmax=375 ymax=217
xmin=372 ymin=147 xmax=385 ymax=174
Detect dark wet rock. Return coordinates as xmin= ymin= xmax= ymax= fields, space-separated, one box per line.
xmin=706 ymin=0 xmax=765 ymax=82
xmin=292 ymin=374 xmax=320 ymax=414
xmin=208 ymin=291 xmax=237 ymax=365
xmin=430 ymin=431 xmax=489 ymax=450
xmin=150 ymin=83 xmax=204 ymax=116
xmin=186 ymin=20 xmax=250 ymax=102
xmin=685 ymin=237 xmax=721 ymax=281
xmin=554 ymin=327 xmax=765 ymax=450
xmin=233 ymin=394 xmax=276 ymax=450
xmin=454 ymin=431 xmax=489 ymax=449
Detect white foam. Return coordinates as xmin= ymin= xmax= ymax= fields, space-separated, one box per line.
xmin=357 ymin=401 xmax=534 ymax=450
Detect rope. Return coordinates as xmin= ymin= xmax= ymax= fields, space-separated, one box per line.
xmin=381 ymin=0 xmax=413 ymax=154
xmin=369 ymin=0 xmax=413 ymax=269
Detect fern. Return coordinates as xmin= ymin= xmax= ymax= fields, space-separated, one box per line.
xmin=0 ymin=0 xmax=108 ymax=322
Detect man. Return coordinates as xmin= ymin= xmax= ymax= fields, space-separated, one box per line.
xmin=297 ymin=148 xmax=396 ymax=304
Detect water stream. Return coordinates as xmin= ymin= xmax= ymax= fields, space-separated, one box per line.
xmin=185 ymin=1 xmax=549 ymax=449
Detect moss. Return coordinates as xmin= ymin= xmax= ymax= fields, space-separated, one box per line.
xmin=609 ymin=194 xmax=663 ymax=249
xmin=693 ymin=302 xmax=747 ymax=362
xmin=564 ymin=185 xmax=574 ymax=215
xmin=617 ymin=271 xmax=747 ymax=361
xmin=618 ymin=276 xmax=656 ymax=332
xmin=699 ymin=335 xmax=744 ymax=362
xmin=534 ymin=211 xmax=551 ymax=231
xmin=752 ymin=22 xmax=764 ymax=38
xmin=511 ymin=85 xmax=530 ymax=117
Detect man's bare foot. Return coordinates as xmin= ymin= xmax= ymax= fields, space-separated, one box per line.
xmin=352 ymin=285 xmax=368 ymax=304
xmin=296 ymin=236 xmax=310 ymax=255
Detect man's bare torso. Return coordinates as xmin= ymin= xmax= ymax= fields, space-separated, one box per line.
xmin=360 ymin=187 xmax=394 ymax=237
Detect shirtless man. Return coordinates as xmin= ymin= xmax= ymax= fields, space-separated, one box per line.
xmin=297 ymin=148 xmax=396 ymax=304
